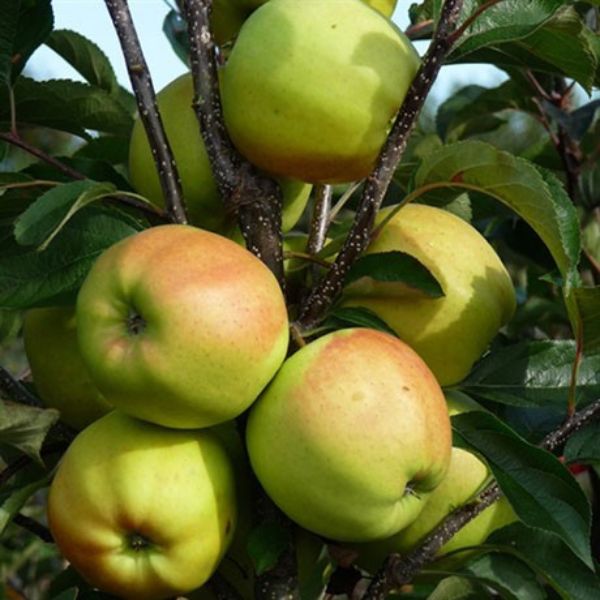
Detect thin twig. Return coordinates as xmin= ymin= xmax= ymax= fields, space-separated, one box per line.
xmin=12 ymin=514 xmax=54 ymax=543
xmin=295 ymin=0 xmax=464 ymax=330
xmin=182 ymin=0 xmax=285 ymax=285
xmin=0 ymin=366 xmax=41 ymax=407
xmin=405 ymin=20 xmax=434 ymax=40
xmin=104 ymin=0 xmax=188 ymax=224
xmin=363 ymin=397 xmax=600 ymax=598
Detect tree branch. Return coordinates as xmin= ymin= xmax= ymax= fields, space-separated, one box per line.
xmin=363 ymin=397 xmax=600 ymax=598
xmin=0 ymin=365 xmax=41 ymax=407
xmin=307 ymin=185 xmax=332 ymax=257
xmin=104 ymin=0 xmax=188 ymax=224
xmin=181 ymin=0 xmax=285 ymax=285
xmin=295 ymin=0 xmax=464 ymax=330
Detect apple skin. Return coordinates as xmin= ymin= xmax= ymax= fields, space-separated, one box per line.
xmin=76 ymin=225 xmax=289 ymax=429
xmin=47 ymin=411 xmax=237 ymax=600
xmin=356 ymin=394 xmax=516 ymax=571
xmin=23 ymin=307 xmax=112 ymax=430
xmin=128 ymin=73 xmax=311 ymax=232
xmin=246 ymin=328 xmax=452 ymax=542
xmin=221 ymin=0 xmax=420 ymax=183
xmin=342 ymin=203 xmax=516 ymax=385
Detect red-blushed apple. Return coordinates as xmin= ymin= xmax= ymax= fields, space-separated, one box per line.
xmin=246 ymin=328 xmax=452 ymax=542
xmin=342 ymin=203 xmax=516 ymax=385
xmin=47 ymin=411 xmax=237 ymax=600
xmin=76 ymin=225 xmax=289 ymax=429
xmin=23 ymin=307 xmax=112 ymax=430
xmin=221 ymin=0 xmax=420 ymax=183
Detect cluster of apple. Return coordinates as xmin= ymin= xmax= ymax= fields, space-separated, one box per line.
xmin=23 ymin=1 xmax=520 ymax=598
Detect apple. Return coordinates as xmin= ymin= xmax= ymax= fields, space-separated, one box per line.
xmin=128 ymin=73 xmax=312 ymax=232
xmin=47 ymin=411 xmax=237 ymax=600
xmin=221 ymin=0 xmax=420 ymax=183
xmin=246 ymin=328 xmax=452 ymax=542
xmin=23 ymin=307 xmax=112 ymax=430
xmin=76 ymin=225 xmax=289 ymax=429
xmin=342 ymin=203 xmax=516 ymax=385
xmin=235 ymin=0 xmax=398 ymax=18
xmin=356 ymin=394 xmax=516 ymax=571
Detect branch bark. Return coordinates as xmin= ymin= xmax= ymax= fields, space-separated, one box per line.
xmin=363 ymin=397 xmax=600 ymax=598
xmin=295 ymin=0 xmax=464 ymax=330
xmin=182 ymin=0 xmax=285 ymax=285
xmin=104 ymin=0 xmax=188 ymax=224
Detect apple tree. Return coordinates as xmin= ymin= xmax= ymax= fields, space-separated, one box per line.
xmin=1 ymin=0 xmax=600 ymax=598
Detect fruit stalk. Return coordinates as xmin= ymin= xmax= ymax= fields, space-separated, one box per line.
xmin=295 ymin=0 xmax=464 ymax=330
xmin=363 ymin=396 xmax=600 ymax=599
xmin=104 ymin=0 xmax=189 ymax=224
xmin=182 ymin=0 xmax=285 ymax=285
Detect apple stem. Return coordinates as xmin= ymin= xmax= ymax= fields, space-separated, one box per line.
xmin=362 ymin=396 xmax=600 ymax=599
xmin=293 ymin=0 xmax=464 ymax=331
xmin=181 ymin=0 xmax=286 ymax=287
xmin=104 ymin=0 xmax=189 ymax=225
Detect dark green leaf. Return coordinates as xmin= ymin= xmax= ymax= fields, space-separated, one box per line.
xmin=453 ymin=411 xmax=592 ymax=567
xmin=427 ymin=577 xmax=486 ymax=600
xmin=542 ymin=99 xmax=600 ymax=142
xmin=163 ymin=9 xmax=190 ymax=65
xmin=0 ymin=0 xmax=20 ymax=85
xmin=14 ymin=180 xmax=116 ymax=248
xmin=45 ymin=29 xmax=118 ymax=94
xmin=0 ymin=205 xmax=144 ymax=309
xmin=564 ymin=422 xmax=600 ymax=465
xmin=247 ymin=521 xmax=291 ymax=576
xmin=572 ymin=286 xmax=600 ymax=354
xmin=460 ymin=340 xmax=600 ymax=408
xmin=344 ymin=251 xmax=444 ymax=297
xmin=489 ymin=523 xmax=600 ymax=599
xmin=73 ymin=136 xmax=130 ymax=165
xmin=324 ymin=306 xmax=398 ymax=337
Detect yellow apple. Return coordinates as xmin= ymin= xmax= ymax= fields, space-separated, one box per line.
xmin=47 ymin=411 xmax=237 ymax=599
xmin=246 ymin=328 xmax=452 ymax=542
xmin=76 ymin=225 xmax=289 ymax=429
xmin=23 ymin=307 xmax=112 ymax=430
xmin=342 ymin=203 xmax=516 ymax=385
xmin=128 ymin=73 xmax=312 ymax=232
xmin=221 ymin=0 xmax=420 ymax=183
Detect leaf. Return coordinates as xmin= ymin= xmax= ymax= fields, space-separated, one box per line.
xmin=452 ymin=411 xmax=592 ymax=567
xmin=73 ymin=136 xmax=130 ymax=165
xmin=247 ymin=521 xmax=291 ymax=576
xmin=14 ymin=179 xmax=116 ymax=249
xmin=0 ymin=399 xmax=59 ymax=462
xmin=344 ymin=251 xmax=444 ymax=297
xmin=563 ymin=422 xmax=600 ymax=465
xmin=572 ymin=286 xmax=600 ymax=354
xmin=460 ymin=340 xmax=600 ymax=408
xmin=45 ymin=29 xmax=118 ymax=94
xmin=541 ymin=99 xmax=600 ymax=143
xmin=461 ymin=553 xmax=546 ymax=600
xmin=0 ymin=0 xmax=53 ymax=84
xmin=0 ymin=205 xmax=145 ymax=309
xmin=489 ymin=523 xmax=600 ymax=599
xmin=163 ymin=9 xmax=190 ymax=66
xmin=0 ymin=77 xmax=133 ymax=137
xmin=427 ymin=576 xmax=486 ymax=600
xmin=324 ymin=306 xmax=398 ymax=337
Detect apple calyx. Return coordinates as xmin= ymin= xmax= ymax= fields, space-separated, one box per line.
xmin=126 ymin=310 xmax=147 ymax=336
xmin=126 ymin=531 xmax=154 ymax=552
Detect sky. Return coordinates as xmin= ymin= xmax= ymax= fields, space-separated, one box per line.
xmin=27 ymin=0 xmax=507 ymax=109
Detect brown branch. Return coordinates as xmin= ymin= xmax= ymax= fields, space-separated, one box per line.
xmin=307 ymin=185 xmax=332 ymax=257
xmin=12 ymin=514 xmax=54 ymax=543
xmin=295 ymin=0 xmax=464 ymax=330
xmin=363 ymin=397 xmax=600 ymax=598
xmin=104 ymin=0 xmax=188 ymax=224
xmin=182 ymin=0 xmax=285 ymax=285
xmin=405 ymin=20 xmax=434 ymax=41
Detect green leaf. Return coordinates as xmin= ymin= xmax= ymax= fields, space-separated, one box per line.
xmin=489 ymin=523 xmax=600 ymax=599
xmin=572 ymin=286 xmax=600 ymax=354
xmin=344 ymin=251 xmax=444 ymax=298
xmin=45 ymin=29 xmax=118 ymax=94
xmin=453 ymin=411 xmax=592 ymax=568
xmin=163 ymin=9 xmax=190 ymax=66
xmin=73 ymin=136 xmax=130 ymax=165
xmin=324 ymin=306 xmax=398 ymax=337
xmin=247 ymin=522 xmax=291 ymax=576
xmin=427 ymin=577 xmax=486 ymax=600
xmin=461 ymin=553 xmax=546 ymax=600
xmin=0 ymin=399 xmax=59 ymax=462
xmin=14 ymin=179 xmax=116 ymax=249
xmin=563 ymin=422 xmax=600 ymax=465
xmin=460 ymin=340 xmax=600 ymax=408
xmin=0 ymin=77 xmax=133 ymax=137
xmin=0 ymin=205 xmax=144 ymax=309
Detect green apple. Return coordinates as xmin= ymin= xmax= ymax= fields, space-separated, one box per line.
xmin=235 ymin=0 xmax=398 ymax=18
xmin=23 ymin=307 xmax=112 ymax=430
xmin=128 ymin=73 xmax=312 ymax=232
xmin=47 ymin=411 xmax=237 ymax=599
xmin=76 ymin=225 xmax=289 ymax=429
xmin=357 ymin=394 xmax=516 ymax=571
xmin=342 ymin=203 xmax=516 ymax=385
xmin=212 ymin=0 xmax=248 ymax=46
xmin=246 ymin=328 xmax=452 ymax=542
xmin=221 ymin=0 xmax=420 ymax=183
